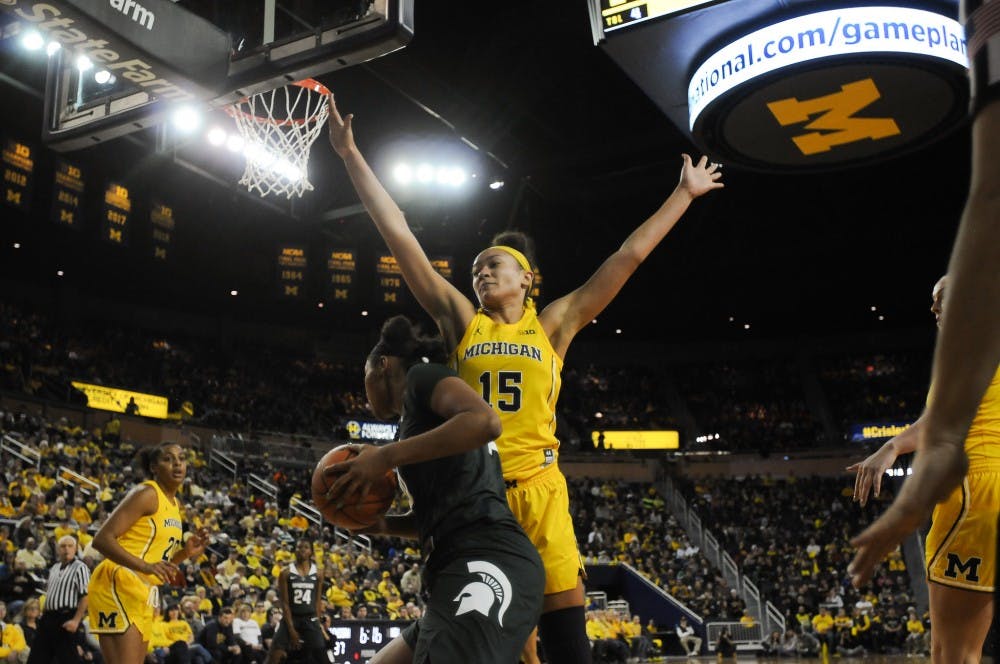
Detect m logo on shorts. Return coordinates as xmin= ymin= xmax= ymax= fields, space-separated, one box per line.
xmin=97 ymin=611 xmax=118 ymax=629
xmin=944 ymin=553 xmax=982 ymax=582
xmin=453 ymin=561 xmax=513 ymax=627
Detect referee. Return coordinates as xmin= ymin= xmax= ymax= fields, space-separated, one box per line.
xmin=26 ymin=535 xmax=90 ymax=664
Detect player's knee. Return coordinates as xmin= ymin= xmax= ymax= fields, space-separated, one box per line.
xmin=538 ymin=606 xmax=591 ymax=664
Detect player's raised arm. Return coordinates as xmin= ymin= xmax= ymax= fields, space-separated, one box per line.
xmin=540 ymin=154 xmax=723 ymax=355
xmin=327 ymin=97 xmax=475 ymax=341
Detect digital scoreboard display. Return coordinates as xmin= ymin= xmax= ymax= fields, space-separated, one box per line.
xmin=598 ymin=0 xmax=719 ymax=32
xmin=326 ymin=621 xmax=403 ymax=663
xmin=277 ymin=245 xmax=307 ymax=298
xmin=52 ymin=159 xmax=85 ymax=228
xmin=2 ymin=138 xmax=34 ymax=212
xmin=102 ymin=182 xmax=131 ymax=245
xmin=327 ymin=248 xmax=357 ymax=303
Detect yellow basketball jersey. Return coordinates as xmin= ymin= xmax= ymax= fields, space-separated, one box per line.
xmin=118 ymin=480 xmax=183 ymax=576
xmin=967 ymin=363 xmax=1000 ymax=464
xmin=451 ymin=303 xmax=563 ymax=481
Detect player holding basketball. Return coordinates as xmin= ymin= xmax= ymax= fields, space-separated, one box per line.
xmin=88 ymin=443 xmax=209 ymax=664
xmin=266 ymin=539 xmax=327 ymax=664
xmin=848 ymin=275 xmax=998 ymax=662
xmin=325 ymin=314 xmax=544 ymax=663
xmin=327 ymin=97 xmax=723 ymax=663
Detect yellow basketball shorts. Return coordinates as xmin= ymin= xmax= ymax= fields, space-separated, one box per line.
xmin=505 ymin=466 xmax=584 ymax=595
xmin=925 ymin=467 xmax=999 ymax=592
xmin=87 ymin=560 xmax=158 ymax=639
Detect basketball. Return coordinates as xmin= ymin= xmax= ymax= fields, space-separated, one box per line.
xmin=311 ymin=444 xmax=397 ymax=530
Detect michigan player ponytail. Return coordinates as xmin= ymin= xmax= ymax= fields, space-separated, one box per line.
xmin=368 ymin=315 xmax=447 ymax=370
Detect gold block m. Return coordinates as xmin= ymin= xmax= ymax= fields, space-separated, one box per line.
xmin=767 ymin=78 xmax=901 ymax=155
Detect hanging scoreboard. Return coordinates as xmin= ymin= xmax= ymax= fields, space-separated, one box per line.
xmin=376 ymin=253 xmax=406 ymax=306
xmin=277 ymin=245 xmax=307 ymax=298
xmin=596 ymin=0 xmax=718 ymax=33
xmin=2 ymin=138 xmax=34 ymax=212
xmin=326 ymin=248 xmax=357 ymax=303
xmin=101 ymin=182 xmax=131 ymax=245
xmin=150 ymin=201 xmax=175 ymax=260
xmin=51 ymin=159 xmax=85 ymax=229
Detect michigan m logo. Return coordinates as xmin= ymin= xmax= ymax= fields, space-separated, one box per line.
xmin=944 ymin=553 xmax=982 ymax=583
xmin=766 ymin=78 xmax=901 ymax=155
xmin=97 ymin=611 xmax=118 ymax=629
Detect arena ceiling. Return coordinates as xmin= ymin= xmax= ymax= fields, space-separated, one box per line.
xmin=0 ymin=1 xmax=968 ymax=343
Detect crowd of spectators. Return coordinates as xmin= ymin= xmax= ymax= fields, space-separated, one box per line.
xmin=673 ymin=473 xmax=930 ymax=657
xmin=816 ymin=351 xmax=932 ymax=434
xmin=673 ymin=360 xmax=824 ymax=454
xmin=0 ymin=408 xmax=425 ymax=663
xmin=2 ymin=299 xmax=937 ymax=453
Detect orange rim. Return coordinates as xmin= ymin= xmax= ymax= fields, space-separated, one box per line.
xmin=224 ymin=78 xmax=331 ymax=127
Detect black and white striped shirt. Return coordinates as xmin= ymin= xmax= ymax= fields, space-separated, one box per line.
xmin=43 ymin=558 xmax=90 ymax=612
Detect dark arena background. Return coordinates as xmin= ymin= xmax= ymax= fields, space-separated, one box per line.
xmin=0 ymin=0 xmax=994 ymax=662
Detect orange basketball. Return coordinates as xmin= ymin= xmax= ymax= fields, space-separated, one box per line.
xmin=311 ymin=444 xmax=397 ymax=530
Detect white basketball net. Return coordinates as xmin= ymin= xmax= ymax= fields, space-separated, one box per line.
xmin=227 ymin=80 xmax=331 ymax=199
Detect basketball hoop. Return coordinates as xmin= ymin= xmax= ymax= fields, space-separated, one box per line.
xmin=224 ymin=79 xmax=331 ymax=199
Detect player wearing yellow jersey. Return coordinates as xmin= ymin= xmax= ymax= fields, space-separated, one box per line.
xmin=89 ymin=443 xmax=209 ymax=664
xmin=327 ymin=97 xmax=723 ymax=663
xmin=849 ymin=275 xmax=998 ymax=662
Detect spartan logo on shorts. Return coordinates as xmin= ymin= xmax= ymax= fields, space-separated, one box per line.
xmin=453 ymin=561 xmax=513 ymax=627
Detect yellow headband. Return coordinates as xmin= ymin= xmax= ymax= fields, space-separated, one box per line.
xmin=490 ymin=245 xmax=531 ymax=272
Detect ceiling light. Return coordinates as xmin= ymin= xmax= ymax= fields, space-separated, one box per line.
xmin=207 ymin=127 xmax=227 ymax=146
xmin=171 ymin=106 xmax=202 ymax=133
xmin=21 ymin=31 xmax=44 ymax=51
xmin=489 ymin=180 xmax=504 ymax=190
xmin=94 ymin=70 xmax=115 ymax=85
xmin=393 ymin=163 xmax=413 ymax=185
xmin=76 ymin=55 xmax=93 ymax=72
xmin=46 ymin=41 xmax=61 ymax=56
xmin=225 ymin=135 xmax=244 ymax=152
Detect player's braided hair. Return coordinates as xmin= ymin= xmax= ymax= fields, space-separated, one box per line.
xmin=369 ymin=315 xmax=447 ymax=369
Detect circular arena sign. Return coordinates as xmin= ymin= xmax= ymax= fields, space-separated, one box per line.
xmin=688 ymin=6 xmax=969 ymax=172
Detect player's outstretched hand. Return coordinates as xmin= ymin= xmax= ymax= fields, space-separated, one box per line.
xmin=846 ymin=443 xmax=899 ymax=506
xmin=848 ymin=441 xmax=967 ymax=587
xmin=324 ymin=444 xmax=391 ymax=504
xmin=327 ymin=96 xmax=356 ymax=159
xmin=678 ymin=154 xmax=725 ymax=198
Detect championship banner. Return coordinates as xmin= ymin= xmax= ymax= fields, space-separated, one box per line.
xmin=101 ymin=182 xmax=131 ymax=246
xmin=530 ymin=266 xmax=542 ymax=300
xmin=2 ymin=137 xmax=34 ymax=212
xmin=51 ymin=159 xmax=85 ymax=229
xmin=591 ymin=430 xmax=680 ymax=450
xmin=150 ymin=201 xmax=175 ymax=260
xmin=430 ymin=255 xmax=453 ymax=282
xmin=376 ymin=253 xmax=406 ymax=306
xmin=71 ymin=381 xmax=169 ymax=419
xmin=277 ymin=244 xmax=307 ymax=298
xmin=326 ymin=247 xmax=357 ymax=303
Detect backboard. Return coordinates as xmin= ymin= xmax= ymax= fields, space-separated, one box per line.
xmin=0 ymin=0 xmax=413 ymax=151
